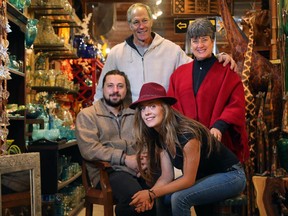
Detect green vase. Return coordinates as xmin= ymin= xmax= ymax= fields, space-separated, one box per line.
xmin=25 ymin=19 xmax=38 ymax=48
xmin=277 ymin=138 xmax=288 ymax=172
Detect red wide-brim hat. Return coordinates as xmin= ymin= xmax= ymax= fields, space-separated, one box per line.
xmin=129 ymin=82 xmax=177 ymax=109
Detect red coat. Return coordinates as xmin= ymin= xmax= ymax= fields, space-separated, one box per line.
xmin=168 ymin=61 xmax=249 ymax=162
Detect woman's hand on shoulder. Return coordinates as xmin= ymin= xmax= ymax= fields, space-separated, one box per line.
xmin=217 ymin=52 xmax=238 ymax=72
xmin=210 ymin=128 xmax=222 ymax=141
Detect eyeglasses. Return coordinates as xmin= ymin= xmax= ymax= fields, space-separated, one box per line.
xmin=130 ymin=18 xmax=150 ymax=28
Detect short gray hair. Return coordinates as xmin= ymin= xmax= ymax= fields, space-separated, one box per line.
xmin=187 ymin=18 xmax=215 ymax=39
xmin=127 ymin=3 xmax=153 ymax=23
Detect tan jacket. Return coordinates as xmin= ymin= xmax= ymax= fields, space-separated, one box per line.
xmin=76 ymin=99 xmax=136 ymax=186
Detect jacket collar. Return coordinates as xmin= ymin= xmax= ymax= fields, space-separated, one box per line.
xmin=94 ymin=99 xmax=135 ymax=117
xmin=125 ymin=32 xmax=167 ymax=53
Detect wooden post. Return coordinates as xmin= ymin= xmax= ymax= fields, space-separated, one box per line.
xmin=270 ymin=0 xmax=278 ymax=59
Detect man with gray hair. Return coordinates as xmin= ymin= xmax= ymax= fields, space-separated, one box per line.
xmin=94 ymin=3 xmax=237 ymax=103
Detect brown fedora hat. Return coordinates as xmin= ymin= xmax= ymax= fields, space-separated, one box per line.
xmin=129 ymin=82 xmax=177 ymax=109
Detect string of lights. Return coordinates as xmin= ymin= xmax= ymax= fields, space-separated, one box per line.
xmin=152 ymin=0 xmax=163 ymax=19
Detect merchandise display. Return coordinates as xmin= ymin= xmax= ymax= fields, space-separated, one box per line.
xmin=1 ymin=0 xmax=287 ymax=215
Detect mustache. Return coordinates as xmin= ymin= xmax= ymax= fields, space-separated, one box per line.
xmin=110 ymin=93 xmax=121 ymax=97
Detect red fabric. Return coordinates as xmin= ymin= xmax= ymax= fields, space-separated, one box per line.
xmin=167 ymin=61 xmax=249 ymax=162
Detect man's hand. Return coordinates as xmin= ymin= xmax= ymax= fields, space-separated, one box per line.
xmin=125 ymin=154 xmax=138 ymax=172
xmin=125 ymin=153 xmax=148 ymax=177
xmin=217 ymin=52 xmax=238 ymax=72
xmin=140 ymin=152 xmax=148 ymax=170
xmin=135 ymin=152 xmax=149 ymax=177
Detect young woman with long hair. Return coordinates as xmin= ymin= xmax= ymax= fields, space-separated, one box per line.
xmin=129 ymin=82 xmax=246 ymax=216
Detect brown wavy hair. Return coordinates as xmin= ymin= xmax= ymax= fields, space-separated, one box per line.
xmin=133 ymin=101 xmax=219 ymax=185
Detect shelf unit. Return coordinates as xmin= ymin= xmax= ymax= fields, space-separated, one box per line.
xmin=31 ymin=86 xmax=78 ymax=95
xmin=6 ymin=2 xmax=84 ymax=215
xmin=28 ymin=4 xmax=80 ymax=59
xmin=28 ymin=4 xmax=81 ymax=27
xmin=27 ymin=139 xmax=83 ymax=216
xmin=7 ymin=2 xmax=27 ymax=32
xmin=6 ymin=2 xmax=27 ymax=153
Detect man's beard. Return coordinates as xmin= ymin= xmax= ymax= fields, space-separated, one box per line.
xmin=104 ymin=95 xmax=123 ymax=107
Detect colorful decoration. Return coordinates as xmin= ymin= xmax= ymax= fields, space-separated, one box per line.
xmin=75 ymin=13 xmax=92 ymax=37
xmin=60 ymin=59 xmax=73 ymax=81
xmin=69 ymin=58 xmax=103 ymax=107
xmin=0 ymin=0 xmax=13 ymax=155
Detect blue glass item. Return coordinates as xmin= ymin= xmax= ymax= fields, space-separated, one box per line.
xmin=77 ymin=40 xmax=87 ymax=58
xmin=55 ymin=193 xmax=64 ymax=216
xmin=73 ymin=35 xmax=84 ymax=49
xmin=8 ymin=0 xmax=18 ymax=7
xmin=9 ymin=55 xmax=19 ymax=70
xmin=24 ymin=0 xmax=31 ymax=7
xmin=66 ymin=129 xmax=76 ymax=140
xmin=85 ymin=44 xmax=96 ymax=58
xmin=15 ymin=0 xmax=26 ymax=10
xmin=48 ymin=114 xmax=55 ymax=130
xmin=25 ymin=19 xmax=38 ymax=48
xmin=277 ymin=138 xmax=288 ymax=172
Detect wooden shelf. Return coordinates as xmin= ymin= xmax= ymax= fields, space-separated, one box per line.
xmin=29 ymin=5 xmax=81 ymax=28
xmin=29 ymin=4 xmax=71 ymax=16
xmin=49 ymin=51 xmax=78 ymax=60
xmin=31 ymin=86 xmax=78 ymax=95
xmin=9 ymin=68 xmax=25 ymax=77
xmin=52 ymin=21 xmax=80 ymax=28
xmin=7 ymin=2 xmax=28 ymax=32
xmin=29 ymin=4 xmax=65 ymax=10
xmin=8 ymin=116 xmax=25 ymax=120
xmin=58 ymin=140 xmax=77 ymax=150
xmin=28 ymin=139 xmax=77 ymax=150
xmin=33 ymin=47 xmax=78 ymax=59
xmin=69 ymin=200 xmax=84 ymax=216
xmin=58 ymin=171 xmax=82 ymax=190
xmin=34 ymin=43 xmax=68 ymax=52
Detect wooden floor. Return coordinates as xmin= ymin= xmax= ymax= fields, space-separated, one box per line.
xmin=78 ymin=204 xmax=108 ymax=216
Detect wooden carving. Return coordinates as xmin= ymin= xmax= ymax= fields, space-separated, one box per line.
xmin=218 ymin=0 xmax=283 ymax=128
xmin=253 ymin=176 xmax=288 ymax=216
xmin=241 ymin=10 xmax=271 ymax=47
